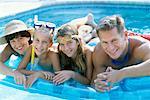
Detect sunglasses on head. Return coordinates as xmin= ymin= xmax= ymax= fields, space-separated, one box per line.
xmin=34 ymin=21 xmax=56 ymax=31
xmin=99 ymin=19 xmax=117 ymax=28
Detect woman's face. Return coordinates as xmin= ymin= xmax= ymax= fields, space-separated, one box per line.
xmin=33 ymin=31 xmax=50 ymax=56
xmin=59 ymin=37 xmax=79 ymax=58
xmin=9 ymin=36 xmax=30 ymax=55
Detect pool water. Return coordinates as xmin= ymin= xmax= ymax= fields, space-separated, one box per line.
xmin=0 ymin=3 xmax=150 ymax=35
xmin=0 ymin=83 xmax=63 ymax=100
xmin=0 ymin=2 xmax=150 ymax=100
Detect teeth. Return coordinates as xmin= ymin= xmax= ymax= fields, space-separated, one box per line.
xmin=112 ymin=49 xmax=117 ymax=54
xmin=109 ymin=50 xmax=116 ymax=55
xmin=18 ymin=47 xmax=23 ymax=50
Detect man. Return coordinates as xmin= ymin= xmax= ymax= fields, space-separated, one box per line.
xmin=92 ymin=15 xmax=150 ymax=92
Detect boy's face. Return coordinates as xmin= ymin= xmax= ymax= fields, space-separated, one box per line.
xmin=10 ymin=36 xmax=30 ymax=55
xmin=98 ymin=27 xmax=127 ymax=59
xmin=33 ymin=31 xmax=50 ymax=56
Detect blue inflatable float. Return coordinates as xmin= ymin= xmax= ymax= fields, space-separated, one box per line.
xmin=1 ymin=54 xmax=150 ymax=99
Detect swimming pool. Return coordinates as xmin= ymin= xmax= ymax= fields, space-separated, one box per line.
xmin=0 ymin=1 xmax=150 ymax=100
xmin=0 ymin=1 xmax=150 ymax=35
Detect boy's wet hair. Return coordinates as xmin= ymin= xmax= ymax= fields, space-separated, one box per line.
xmin=5 ymin=30 xmax=32 ymax=44
xmin=96 ymin=15 xmax=125 ymax=35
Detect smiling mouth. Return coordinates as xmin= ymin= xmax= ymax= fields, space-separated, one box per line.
xmin=109 ymin=49 xmax=118 ymax=55
xmin=17 ymin=47 xmax=23 ymax=51
xmin=68 ymin=49 xmax=73 ymax=54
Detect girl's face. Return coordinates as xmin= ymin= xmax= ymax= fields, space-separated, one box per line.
xmin=10 ymin=36 xmax=30 ymax=55
xmin=59 ymin=37 xmax=79 ymax=58
xmin=33 ymin=31 xmax=50 ymax=56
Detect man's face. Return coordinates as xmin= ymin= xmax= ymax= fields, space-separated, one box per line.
xmin=98 ymin=27 xmax=127 ymax=59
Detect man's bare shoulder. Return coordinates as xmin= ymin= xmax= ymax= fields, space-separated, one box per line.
xmin=93 ymin=42 xmax=105 ymax=55
xmin=129 ymin=36 xmax=150 ymax=50
xmin=130 ymin=36 xmax=150 ymax=60
xmin=92 ymin=42 xmax=108 ymax=61
xmin=129 ymin=36 xmax=150 ymax=43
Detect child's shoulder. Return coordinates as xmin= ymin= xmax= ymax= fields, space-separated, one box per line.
xmin=48 ymin=43 xmax=59 ymax=53
xmin=26 ymin=45 xmax=32 ymax=52
xmin=47 ymin=49 xmax=59 ymax=58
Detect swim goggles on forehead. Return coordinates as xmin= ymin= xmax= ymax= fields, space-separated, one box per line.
xmin=34 ymin=21 xmax=56 ymax=31
xmin=57 ymin=35 xmax=72 ymax=44
xmin=57 ymin=35 xmax=79 ymax=44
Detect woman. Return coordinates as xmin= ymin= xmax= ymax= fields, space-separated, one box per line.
xmin=0 ymin=20 xmax=33 ymax=85
xmin=53 ymin=25 xmax=93 ymax=85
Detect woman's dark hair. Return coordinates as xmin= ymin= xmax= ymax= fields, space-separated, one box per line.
xmin=5 ymin=30 xmax=32 ymax=44
xmin=5 ymin=30 xmax=32 ymax=56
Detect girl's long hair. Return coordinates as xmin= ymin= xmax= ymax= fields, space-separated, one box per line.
xmin=57 ymin=25 xmax=87 ymax=74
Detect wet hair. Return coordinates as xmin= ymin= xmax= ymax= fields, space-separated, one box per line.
xmin=5 ymin=30 xmax=32 ymax=44
xmin=96 ymin=15 xmax=125 ymax=35
xmin=57 ymin=25 xmax=87 ymax=74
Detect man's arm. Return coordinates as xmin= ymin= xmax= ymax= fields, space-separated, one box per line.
xmin=101 ymin=42 xmax=150 ymax=84
xmin=91 ymin=44 xmax=107 ymax=85
xmin=121 ymin=42 xmax=150 ymax=78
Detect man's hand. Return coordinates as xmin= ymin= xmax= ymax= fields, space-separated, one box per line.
xmin=94 ymin=73 xmax=110 ymax=92
xmin=100 ymin=67 xmax=123 ymax=84
xmin=94 ymin=67 xmax=113 ymax=92
xmin=94 ymin=67 xmax=124 ymax=92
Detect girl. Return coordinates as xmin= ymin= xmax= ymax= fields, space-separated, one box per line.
xmin=17 ymin=22 xmax=61 ymax=88
xmin=53 ymin=25 xmax=93 ymax=85
xmin=0 ymin=20 xmax=33 ymax=85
